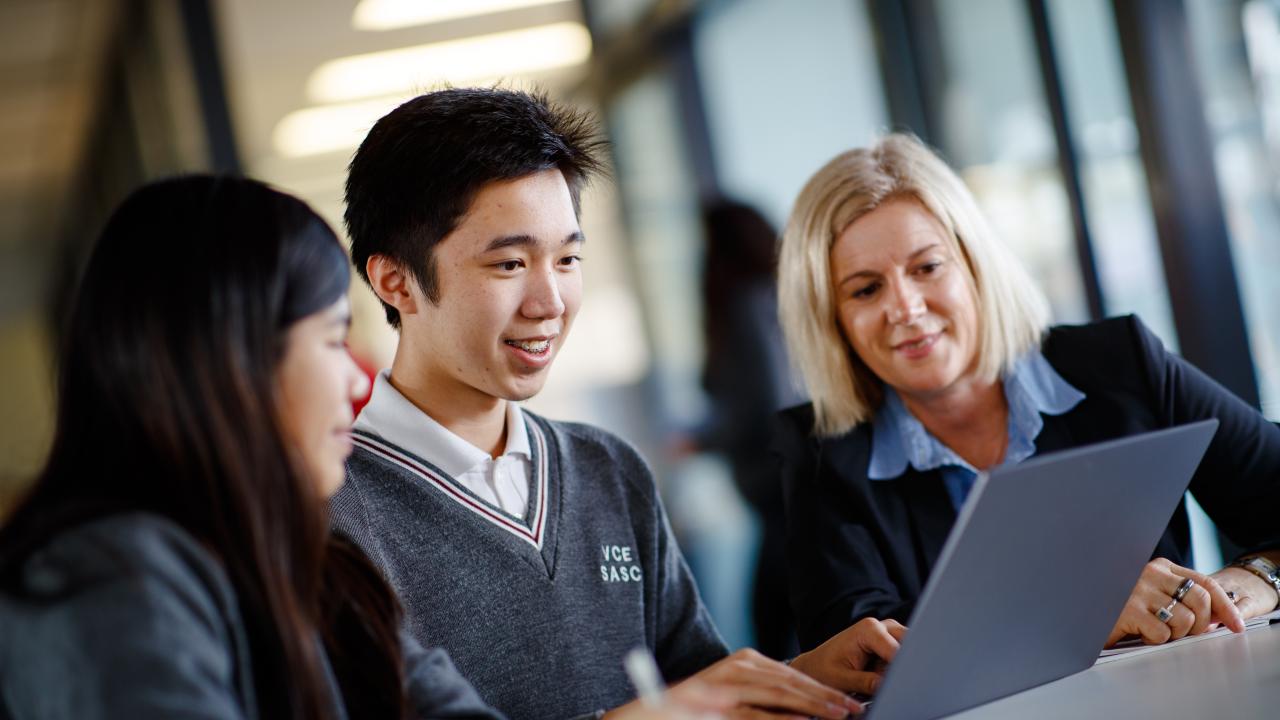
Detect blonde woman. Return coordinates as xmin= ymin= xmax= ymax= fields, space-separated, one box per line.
xmin=774 ymin=134 xmax=1280 ymax=653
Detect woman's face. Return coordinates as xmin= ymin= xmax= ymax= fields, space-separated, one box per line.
xmin=276 ymin=297 xmax=369 ymax=498
xmin=829 ymin=197 xmax=982 ymax=404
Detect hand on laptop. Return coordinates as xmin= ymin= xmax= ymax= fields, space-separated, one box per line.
xmin=666 ymin=648 xmax=864 ymax=719
xmin=608 ymin=679 xmax=734 ymax=720
xmin=1211 ymin=556 xmax=1280 ymax=620
xmin=788 ymin=618 xmax=906 ymax=699
xmin=1105 ymin=558 xmax=1245 ymax=647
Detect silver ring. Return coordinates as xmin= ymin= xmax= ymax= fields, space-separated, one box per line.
xmin=1172 ymin=578 xmax=1195 ymax=603
xmin=1155 ymin=599 xmax=1177 ymax=623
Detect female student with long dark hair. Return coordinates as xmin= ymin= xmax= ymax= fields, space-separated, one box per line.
xmin=0 ymin=175 xmax=504 ymax=719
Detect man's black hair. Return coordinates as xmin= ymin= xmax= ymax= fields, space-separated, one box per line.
xmin=344 ymin=87 xmax=607 ymax=328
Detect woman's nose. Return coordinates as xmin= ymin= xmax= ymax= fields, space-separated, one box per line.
xmin=886 ymin=282 xmax=925 ymax=325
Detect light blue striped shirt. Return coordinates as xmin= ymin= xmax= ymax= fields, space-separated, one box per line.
xmin=867 ymin=350 xmax=1087 ymax=510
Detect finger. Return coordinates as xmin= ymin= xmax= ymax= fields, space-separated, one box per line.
xmin=1153 ymin=562 xmax=1191 ymax=596
xmin=881 ymin=619 xmax=908 ymax=641
xmin=1131 ymin=598 xmax=1174 ymax=645
xmin=763 ymin=663 xmax=857 ymax=708
xmin=724 ymin=708 xmax=809 ymax=720
xmin=1166 ymin=602 xmax=1195 ymax=641
xmin=734 ymin=656 xmax=863 ymax=715
xmin=837 ymin=670 xmax=885 ymax=697
xmin=854 ymin=619 xmax=903 ymax=663
xmin=1176 ymin=568 xmax=1245 ymax=632
xmin=713 ymin=659 xmax=858 ymax=717
xmin=666 ymin=679 xmax=738 ymax=714
xmin=726 ymin=680 xmax=853 ymax=720
xmin=1182 ymin=583 xmax=1214 ymax=636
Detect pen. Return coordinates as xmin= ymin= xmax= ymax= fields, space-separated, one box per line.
xmin=624 ymin=648 xmax=667 ymax=708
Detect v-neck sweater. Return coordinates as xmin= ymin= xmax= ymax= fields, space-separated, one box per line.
xmin=331 ymin=411 xmax=728 ymax=720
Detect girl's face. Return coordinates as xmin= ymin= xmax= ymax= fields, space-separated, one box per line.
xmin=276 ymin=297 xmax=369 ymax=498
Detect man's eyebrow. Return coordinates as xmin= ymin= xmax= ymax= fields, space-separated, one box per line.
xmin=483 ymin=235 xmax=536 ymax=253
xmin=482 ymin=231 xmax=584 ymax=253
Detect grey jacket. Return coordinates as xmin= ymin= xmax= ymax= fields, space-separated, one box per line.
xmin=0 ymin=512 xmax=503 ymax=720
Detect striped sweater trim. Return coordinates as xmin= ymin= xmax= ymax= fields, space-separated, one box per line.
xmin=350 ymin=421 xmax=550 ymax=549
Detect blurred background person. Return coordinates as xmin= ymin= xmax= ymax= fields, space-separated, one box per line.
xmin=693 ymin=198 xmax=803 ymax=660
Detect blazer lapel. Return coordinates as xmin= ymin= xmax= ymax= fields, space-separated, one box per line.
xmin=898 ymin=468 xmax=956 ymax=576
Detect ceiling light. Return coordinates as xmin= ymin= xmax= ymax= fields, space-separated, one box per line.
xmin=308 ymin=21 xmax=592 ymax=103
xmin=353 ymin=0 xmax=565 ymax=31
xmin=273 ymin=96 xmax=407 ymax=158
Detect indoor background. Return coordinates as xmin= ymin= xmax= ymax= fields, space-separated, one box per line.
xmin=2 ymin=0 xmax=1279 ymax=649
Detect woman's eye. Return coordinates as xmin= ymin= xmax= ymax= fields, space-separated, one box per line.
xmin=917 ymin=260 xmax=942 ymax=275
xmin=852 ymin=282 xmax=879 ymax=299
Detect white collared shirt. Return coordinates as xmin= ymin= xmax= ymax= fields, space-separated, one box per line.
xmin=353 ymin=370 xmax=532 ymax=518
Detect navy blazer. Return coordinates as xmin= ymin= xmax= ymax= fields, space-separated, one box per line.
xmin=775 ymin=316 xmax=1280 ymax=651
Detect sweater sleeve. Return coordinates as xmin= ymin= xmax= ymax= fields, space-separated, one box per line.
xmin=774 ymin=409 xmax=910 ymax=651
xmin=1126 ymin=316 xmax=1280 ymax=553
xmin=400 ymin=630 xmax=506 ymax=720
xmin=0 ymin=516 xmax=250 ymax=719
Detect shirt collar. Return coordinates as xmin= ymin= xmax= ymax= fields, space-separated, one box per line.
xmin=353 ymin=370 xmax=530 ymax=478
xmin=867 ymin=349 xmax=1085 ymax=480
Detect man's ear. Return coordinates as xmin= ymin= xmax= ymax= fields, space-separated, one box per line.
xmin=366 ymin=255 xmax=419 ymax=317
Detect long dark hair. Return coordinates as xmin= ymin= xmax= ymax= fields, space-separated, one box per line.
xmin=0 ymin=175 xmax=405 ymax=719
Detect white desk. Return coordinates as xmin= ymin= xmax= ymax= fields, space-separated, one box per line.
xmin=946 ymin=623 xmax=1280 ymax=719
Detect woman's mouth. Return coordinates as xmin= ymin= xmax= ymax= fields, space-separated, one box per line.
xmin=894 ymin=333 xmax=939 ymax=359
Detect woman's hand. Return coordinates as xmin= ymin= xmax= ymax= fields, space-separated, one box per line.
xmin=1210 ymin=563 xmax=1280 ymax=620
xmin=788 ymin=618 xmax=906 ymax=699
xmin=1105 ymin=558 xmax=1244 ymax=648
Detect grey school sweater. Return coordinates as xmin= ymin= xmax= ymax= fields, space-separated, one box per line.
xmin=0 ymin=512 xmax=503 ymax=720
xmin=331 ymin=412 xmax=729 ymax=720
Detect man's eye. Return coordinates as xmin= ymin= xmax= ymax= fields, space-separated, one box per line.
xmin=560 ymin=255 xmax=582 ymax=267
xmin=497 ymin=260 xmax=523 ymax=272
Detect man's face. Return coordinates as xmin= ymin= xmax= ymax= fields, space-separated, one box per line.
xmin=401 ymin=169 xmax=583 ymax=408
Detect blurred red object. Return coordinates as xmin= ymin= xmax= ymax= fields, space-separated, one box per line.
xmin=350 ymin=349 xmax=378 ymax=417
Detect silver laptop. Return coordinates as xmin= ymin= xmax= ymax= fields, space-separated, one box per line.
xmin=866 ymin=419 xmax=1219 ymax=720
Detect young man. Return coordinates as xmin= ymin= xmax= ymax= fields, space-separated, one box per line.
xmin=333 ymin=87 xmax=902 ymax=720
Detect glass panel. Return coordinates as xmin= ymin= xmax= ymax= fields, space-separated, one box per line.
xmin=693 ymin=0 xmax=889 ymax=227
xmin=1186 ymin=0 xmax=1280 ymax=419
xmin=1046 ymin=0 xmax=1178 ymax=348
xmin=607 ymin=70 xmax=707 ymax=427
xmin=933 ymin=0 xmax=1089 ymax=323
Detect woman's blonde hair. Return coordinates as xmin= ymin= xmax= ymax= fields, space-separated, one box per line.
xmin=777 ymin=133 xmax=1050 ymax=437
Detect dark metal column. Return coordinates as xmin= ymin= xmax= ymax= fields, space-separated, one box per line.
xmin=667 ymin=19 xmax=722 ymax=202
xmin=866 ymin=0 xmax=945 ymax=144
xmin=1112 ymin=0 xmax=1259 ymax=406
xmin=178 ymin=0 xmax=241 ymax=173
xmin=1027 ymin=0 xmax=1106 ymax=321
